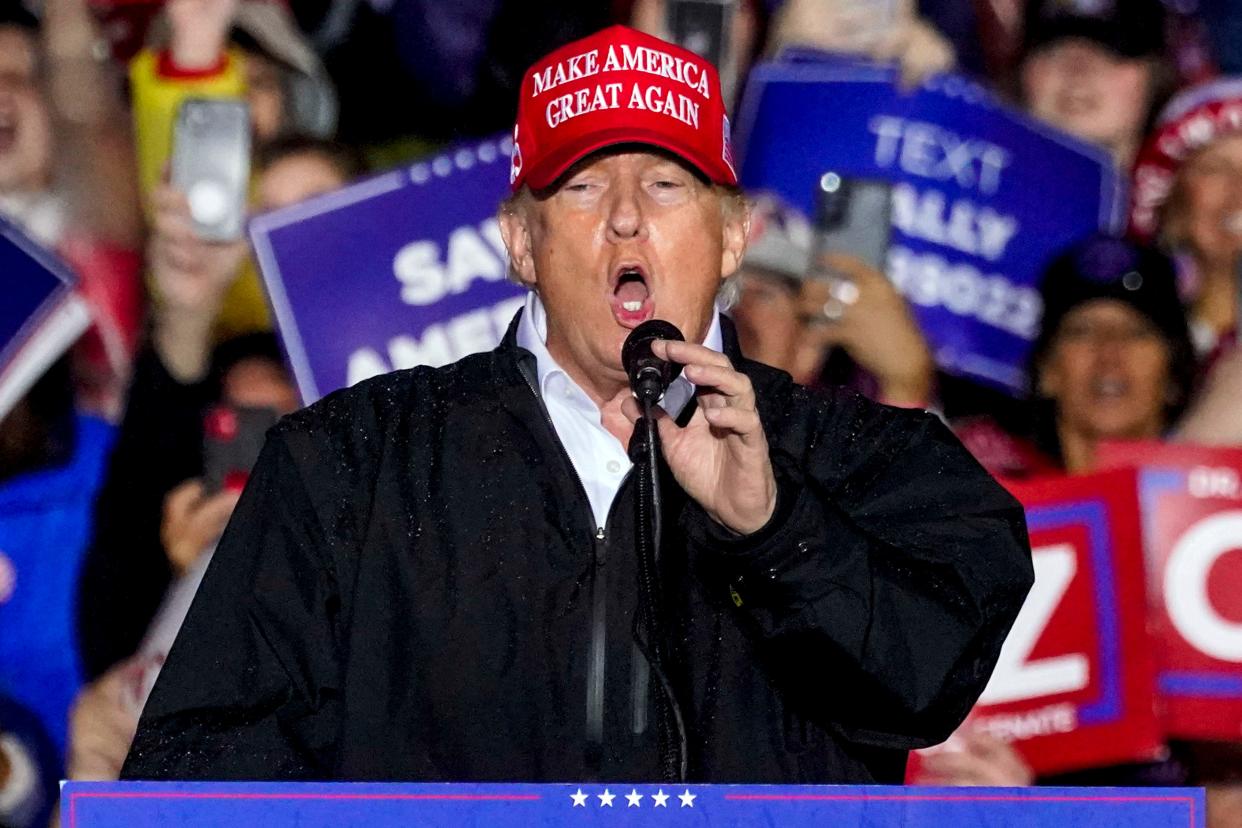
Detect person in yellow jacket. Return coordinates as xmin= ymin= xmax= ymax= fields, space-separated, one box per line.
xmin=130 ymin=0 xmax=336 ymax=339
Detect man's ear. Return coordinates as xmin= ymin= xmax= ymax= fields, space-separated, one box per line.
xmin=719 ymin=195 xmax=750 ymax=280
xmin=499 ymin=202 xmax=538 ymax=287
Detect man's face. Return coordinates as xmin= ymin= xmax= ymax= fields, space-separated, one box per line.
xmin=1021 ymin=38 xmax=1151 ymax=157
xmin=0 ymin=26 xmax=52 ymax=193
xmin=1039 ymin=299 xmax=1172 ymax=442
xmin=501 ymin=150 xmax=747 ymax=392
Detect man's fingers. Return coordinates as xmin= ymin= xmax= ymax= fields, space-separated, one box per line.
xmin=653 ymin=338 xmax=732 ymax=370
xmin=621 ymin=395 xmax=641 ymax=423
xmin=683 ymin=362 xmax=755 ymax=402
xmin=701 ymin=405 xmax=763 ymax=443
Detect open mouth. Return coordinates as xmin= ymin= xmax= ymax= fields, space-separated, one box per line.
xmin=608 ymin=265 xmax=654 ymax=328
xmin=1090 ymin=376 xmax=1130 ymax=402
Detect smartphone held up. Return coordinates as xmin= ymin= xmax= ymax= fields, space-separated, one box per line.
xmin=171 ymin=98 xmax=252 ymax=242
xmin=809 ymin=171 xmax=893 ymax=324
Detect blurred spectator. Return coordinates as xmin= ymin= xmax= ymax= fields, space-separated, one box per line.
xmin=310 ymin=0 xmax=612 ymax=145
xmin=65 ymin=657 xmax=144 ymax=783
xmin=627 ymin=0 xmax=764 ymax=105
xmin=766 ymin=0 xmax=957 ymax=87
xmin=254 ymin=134 xmax=367 ymax=210
xmin=1175 ymin=344 xmax=1242 ymax=444
xmin=730 ymin=193 xmax=934 ymax=406
xmin=2 ymin=2 xmax=145 ymax=418
xmin=0 ymin=356 xmax=116 ymax=758
xmin=131 ymin=0 xmax=338 ymax=339
xmin=917 ymin=242 xmax=1202 ymax=797
xmin=1028 ymin=234 xmax=1196 ymax=473
xmin=954 ymin=235 xmax=1195 ymax=477
xmin=1131 ymin=77 xmax=1242 ymax=360
xmin=730 ymin=194 xmax=812 ymax=376
xmin=1018 ymin=0 xmax=1171 ymax=170
xmin=0 ymin=692 xmax=60 ymax=828
xmin=76 ymin=137 xmax=356 ymax=682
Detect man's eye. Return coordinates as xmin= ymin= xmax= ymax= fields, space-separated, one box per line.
xmin=652 ymin=180 xmax=683 ymax=190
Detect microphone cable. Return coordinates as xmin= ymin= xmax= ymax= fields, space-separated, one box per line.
xmin=632 ymin=401 xmax=688 ymax=782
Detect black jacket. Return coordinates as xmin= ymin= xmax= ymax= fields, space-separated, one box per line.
xmin=121 ymin=315 xmax=1033 ymax=784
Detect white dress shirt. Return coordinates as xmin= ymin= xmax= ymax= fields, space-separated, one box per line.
xmin=516 ymin=291 xmax=723 ymax=530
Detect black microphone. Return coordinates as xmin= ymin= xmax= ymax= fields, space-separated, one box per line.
xmin=622 ymin=320 xmax=685 ymax=405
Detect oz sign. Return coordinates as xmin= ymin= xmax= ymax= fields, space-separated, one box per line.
xmin=1100 ymin=441 xmax=1242 ymax=741
xmin=914 ymin=470 xmax=1162 ymax=777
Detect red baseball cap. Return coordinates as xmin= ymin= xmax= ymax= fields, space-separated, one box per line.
xmin=509 ymin=25 xmax=738 ymax=193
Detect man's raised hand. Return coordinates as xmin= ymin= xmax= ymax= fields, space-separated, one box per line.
xmin=621 ymin=339 xmax=777 ymax=536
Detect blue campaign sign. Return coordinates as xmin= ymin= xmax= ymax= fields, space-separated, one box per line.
xmin=63 ymin=782 xmax=1203 ymax=827
xmin=0 ymin=216 xmax=90 ymax=420
xmin=734 ymin=56 xmax=1120 ymax=395
xmin=249 ymin=135 xmax=526 ymax=405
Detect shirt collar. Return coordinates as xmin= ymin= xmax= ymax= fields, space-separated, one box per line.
xmin=515 ymin=291 xmax=723 ymax=418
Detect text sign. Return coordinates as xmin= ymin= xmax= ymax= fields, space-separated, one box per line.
xmin=249 ymin=135 xmax=525 ymax=405
xmin=62 ymin=782 xmax=1203 ymax=827
xmin=734 ymin=56 xmax=1118 ymax=395
xmin=1099 ymin=441 xmax=1242 ymax=741
xmin=917 ymin=470 xmax=1161 ymax=776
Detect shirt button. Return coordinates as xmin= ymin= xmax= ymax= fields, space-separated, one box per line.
xmin=606 ymin=460 xmax=622 ymax=474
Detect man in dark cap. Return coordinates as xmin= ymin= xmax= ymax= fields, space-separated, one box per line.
xmin=1020 ymin=0 xmax=1171 ymax=169
xmin=121 ymin=25 xmax=1031 ymax=785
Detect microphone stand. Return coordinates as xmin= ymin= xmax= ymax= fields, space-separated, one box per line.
xmin=632 ymin=382 xmax=688 ymax=783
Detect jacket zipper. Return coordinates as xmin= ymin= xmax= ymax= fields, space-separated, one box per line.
xmin=587 ymin=527 xmax=607 ymax=756
xmin=518 ymin=367 xmax=626 ymax=772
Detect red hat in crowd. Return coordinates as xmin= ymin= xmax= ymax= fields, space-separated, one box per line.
xmin=1129 ymin=77 xmax=1242 ymax=241
xmin=508 ymin=25 xmax=738 ymax=193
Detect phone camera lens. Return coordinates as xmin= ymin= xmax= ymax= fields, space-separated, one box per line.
xmin=819 ymin=172 xmax=842 ymax=193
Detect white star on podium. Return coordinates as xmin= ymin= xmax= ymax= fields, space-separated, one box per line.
xmin=679 ymin=789 xmax=696 ymax=808
xmin=652 ymin=789 xmax=670 ymax=807
xmin=626 ymin=789 xmax=643 ymax=807
xmin=570 ymin=788 xmax=588 ymax=807
xmin=598 ymin=789 xmax=616 ymax=807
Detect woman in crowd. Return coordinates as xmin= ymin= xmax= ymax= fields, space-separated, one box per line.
xmin=1131 ymin=77 xmax=1242 ymax=361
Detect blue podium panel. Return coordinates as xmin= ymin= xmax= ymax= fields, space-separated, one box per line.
xmin=63 ymin=783 xmax=1203 ymax=827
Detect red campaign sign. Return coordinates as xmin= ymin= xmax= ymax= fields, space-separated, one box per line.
xmin=1098 ymin=441 xmax=1242 ymax=742
xmin=911 ymin=469 xmax=1162 ymax=778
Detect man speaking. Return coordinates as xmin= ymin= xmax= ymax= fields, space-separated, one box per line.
xmin=122 ymin=26 xmax=1032 ymax=784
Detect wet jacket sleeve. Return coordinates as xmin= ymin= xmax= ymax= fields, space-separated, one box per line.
xmin=680 ymin=392 xmax=1033 ymax=750
xmin=120 ymin=427 xmax=342 ymax=780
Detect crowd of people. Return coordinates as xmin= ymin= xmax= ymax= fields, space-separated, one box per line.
xmin=2 ymin=0 xmax=1242 ymax=825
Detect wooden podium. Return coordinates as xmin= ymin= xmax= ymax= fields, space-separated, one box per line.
xmin=62 ymin=782 xmax=1203 ymax=826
